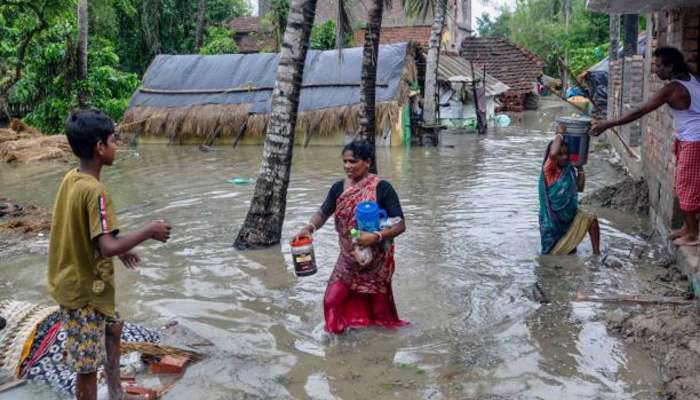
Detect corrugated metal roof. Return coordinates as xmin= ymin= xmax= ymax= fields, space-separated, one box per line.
xmin=437 ymin=54 xmax=510 ymax=97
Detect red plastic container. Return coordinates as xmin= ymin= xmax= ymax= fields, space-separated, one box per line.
xmin=290 ymin=236 xmax=317 ymax=277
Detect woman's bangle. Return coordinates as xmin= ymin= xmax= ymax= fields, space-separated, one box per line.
xmin=308 ymin=223 xmax=318 ymax=233
xmin=375 ymin=232 xmax=383 ymax=242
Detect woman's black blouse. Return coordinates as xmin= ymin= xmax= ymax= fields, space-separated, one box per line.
xmin=320 ymin=180 xmax=404 ymax=218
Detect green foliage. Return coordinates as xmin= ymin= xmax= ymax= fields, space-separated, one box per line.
xmin=2 ymin=0 xmax=250 ymax=132
xmin=478 ymin=0 xmax=610 ymax=78
xmin=109 ymin=0 xmax=249 ymax=73
xmin=568 ymin=43 xmax=608 ymax=76
xmin=476 ymin=10 xmax=511 ymax=38
xmin=309 ymin=20 xmax=351 ymax=50
xmin=260 ymin=0 xmax=290 ymax=51
xmin=1 ymin=1 xmax=74 ymax=92
xmin=9 ymin=22 xmax=139 ymax=133
xmin=310 ymin=21 xmax=337 ymax=50
xmin=199 ymin=26 xmax=238 ymax=55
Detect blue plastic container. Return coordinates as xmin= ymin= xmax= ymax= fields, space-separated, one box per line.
xmin=355 ymin=201 xmax=388 ymax=232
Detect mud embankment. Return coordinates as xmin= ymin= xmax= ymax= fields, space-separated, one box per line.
xmin=582 ymin=176 xmax=650 ymax=215
xmin=0 ymin=198 xmax=51 ymax=236
xmin=0 ymin=119 xmax=71 ymax=163
xmin=606 ymin=263 xmax=700 ymax=400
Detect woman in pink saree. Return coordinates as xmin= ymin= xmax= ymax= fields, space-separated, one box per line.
xmin=295 ymin=141 xmax=408 ymax=334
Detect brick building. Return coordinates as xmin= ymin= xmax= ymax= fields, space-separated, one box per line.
xmin=353 ymin=25 xmax=433 ymax=48
xmin=259 ymin=0 xmax=432 ymax=28
xmin=227 ymin=16 xmax=275 ymax=53
xmin=587 ymin=1 xmax=700 ymax=237
xmin=260 ymin=0 xmax=473 ymax=52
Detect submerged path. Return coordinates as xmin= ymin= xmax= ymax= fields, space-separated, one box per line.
xmin=0 ymin=103 xmax=663 ymax=399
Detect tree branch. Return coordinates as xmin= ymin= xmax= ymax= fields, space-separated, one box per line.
xmin=0 ymin=0 xmax=49 ymax=96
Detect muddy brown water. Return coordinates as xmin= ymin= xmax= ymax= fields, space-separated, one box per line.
xmin=0 ymin=102 xmax=664 ymax=399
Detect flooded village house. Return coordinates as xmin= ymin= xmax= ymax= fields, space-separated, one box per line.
xmin=586 ymin=0 xmax=700 ymax=291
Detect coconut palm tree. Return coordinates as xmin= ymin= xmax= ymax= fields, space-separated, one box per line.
xmin=403 ymin=0 xmax=448 ymax=125
xmin=358 ymin=0 xmax=392 ymax=174
xmin=233 ymin=0 xmax=318 ymax=249
xmin=77 ymin=0 xmax=88 ymax=107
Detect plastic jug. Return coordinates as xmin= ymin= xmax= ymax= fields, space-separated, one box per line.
xmin=355 ymin=201 xmax=387 ymax=232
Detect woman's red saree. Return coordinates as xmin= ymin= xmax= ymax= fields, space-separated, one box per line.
xmin=324 ymin=174 xmax=408 ymax=334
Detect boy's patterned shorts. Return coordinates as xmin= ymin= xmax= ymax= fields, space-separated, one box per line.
xmin=60 ymin=306 xmax=106 ymax=374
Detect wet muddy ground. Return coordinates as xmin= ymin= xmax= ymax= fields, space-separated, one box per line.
xmin=0 ymin=101 xmax=668 ymax=399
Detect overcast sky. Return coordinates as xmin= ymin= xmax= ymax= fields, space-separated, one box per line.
xmin=472 ymin=0 xmax=511 ymax=23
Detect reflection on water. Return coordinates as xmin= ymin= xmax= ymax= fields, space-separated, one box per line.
xmin=0 ymin=103 xmax=661 ymax=399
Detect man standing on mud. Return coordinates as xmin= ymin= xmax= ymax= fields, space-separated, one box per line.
xmin=591 ymin=47 xmax=700 ymax=246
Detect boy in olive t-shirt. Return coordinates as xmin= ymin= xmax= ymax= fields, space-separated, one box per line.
xmin=48 ymin=109 xmax=171 ymax=400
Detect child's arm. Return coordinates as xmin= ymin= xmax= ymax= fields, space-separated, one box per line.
xmin=97 ymin=220 xmax=171 ymax=258
xmin=549 ymin=133 xmax=564 ymax=159
xmin=576 ymin=166 xmax=586 ymax=192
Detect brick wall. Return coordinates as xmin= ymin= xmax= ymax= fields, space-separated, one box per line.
xmin=641 ymin=7 xmax=700 ymax=234
xmin=314 ymin=1 xmax=431 ymax=27
xmin=608 ymin=56 xmax=644 ymax=147
xmin=353 ymin=26 xmax=432 ymax=47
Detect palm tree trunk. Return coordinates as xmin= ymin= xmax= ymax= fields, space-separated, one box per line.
xmin=77 ymin=0 xmax=89 ymax=108
xmin=194 ymin=0 xmax=207 ymax=52
xmin=423 ymin=0 xmax=447 ymax=125
xmin=234 ymin=0 xmax=318 ymax=249
xmin=358 ymin=0 xmax=384 ymax=174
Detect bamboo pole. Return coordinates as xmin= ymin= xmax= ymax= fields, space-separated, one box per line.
xmin=575 ymin=292 xmax=693 ymax=306
xmin=470 ymin=61 xmax=486 ymax=135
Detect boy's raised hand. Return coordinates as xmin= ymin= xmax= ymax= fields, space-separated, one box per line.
xmin=148 ymin=220 xmax=171 ymax=242
xmin=119 ymin=251 xmax=141 ymax=269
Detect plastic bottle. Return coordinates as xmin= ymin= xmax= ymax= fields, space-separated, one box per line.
xmin=379 ymin=217 xmax=403 ymax=251
xmin=350 ymin=228 xmax=373 ymax=267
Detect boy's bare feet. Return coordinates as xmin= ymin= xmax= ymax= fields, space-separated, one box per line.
xmin=109 ymin=386 xmax=124 ymax=400
xmin=669 ymin=226 xmax=688 ymax=240
xmin=672 ymin=234 xmax=700 ymax=246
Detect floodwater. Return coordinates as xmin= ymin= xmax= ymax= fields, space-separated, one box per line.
xmin=0 ymin=101 xmax=664 ymax=399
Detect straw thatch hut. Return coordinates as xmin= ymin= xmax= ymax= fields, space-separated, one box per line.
xmin=120 ymin=42 xmax=424 ymax=147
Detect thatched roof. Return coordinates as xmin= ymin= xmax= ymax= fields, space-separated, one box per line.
xmin=121 ymin=42 xmax=421 ymax=141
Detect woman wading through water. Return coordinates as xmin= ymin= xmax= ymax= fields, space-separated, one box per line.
xmin=294 ymin=140 xmax=409 ymax=334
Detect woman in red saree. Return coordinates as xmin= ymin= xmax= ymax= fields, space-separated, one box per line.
xmin=295 ymin=141 xmax=408 ymax=334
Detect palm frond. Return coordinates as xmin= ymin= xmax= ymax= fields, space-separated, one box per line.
xmin=401 ymin=0 xmax=435 ymax=20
